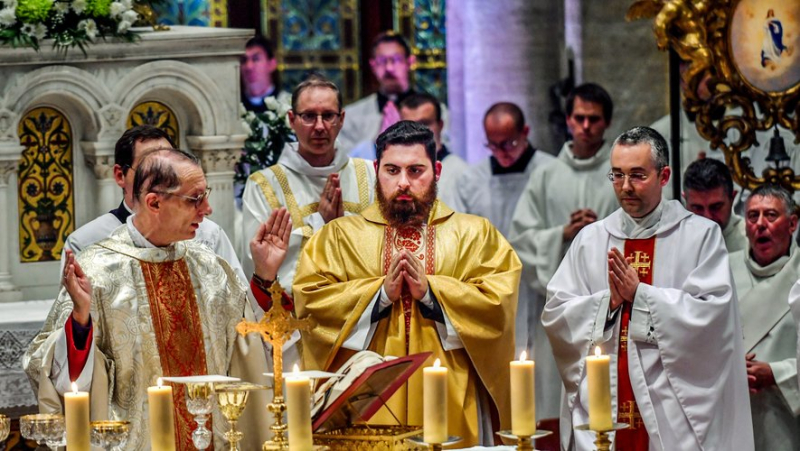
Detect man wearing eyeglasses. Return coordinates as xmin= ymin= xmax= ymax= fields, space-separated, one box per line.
xmin=60 ymin=125 xmax=245 ymax=285
xmin=507 ymin=83 xmax=618 ymax=419
xmin=451 ymin=102 xmax=554 ymax=234
xmin=25 ymin=148 xmax=273 ymax=450
xmin=338 ymin=32 xmax=449 ymax=159
xmin=241 ymin=74 xmax=376 ymax=322
xmin=543 ymin=126 xmax=753 ymax=450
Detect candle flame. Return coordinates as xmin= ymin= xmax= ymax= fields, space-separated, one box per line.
xmin=293 ymin=363 xmax=300 ymax=375
xmin=520 ymin=350 xmax=528 ymax=361
xmin=595 ymin=346 xmax=601 ymax=357
xmin=433 ymin=358 xmax=441 ymax=368
xmin=71 ymin=382 xmax=78 ymax=394
xmin=157 ymin=377 xmax=163 ymax=388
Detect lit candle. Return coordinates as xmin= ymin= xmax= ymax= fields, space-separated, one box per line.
xmin=510 ymin=350 xmax=536 ymax=436
xmin=286 ymin=364 xmax=313 ymax=451
xmin=64 ymin=382 xmax=90 ymax=451
xmin=587 ymin=346 xmax=612 ymax=431
xmin=423 ymin=358 xmax=448 ymax=444
xmin=147 ymin=377 xmax=176 ymax=451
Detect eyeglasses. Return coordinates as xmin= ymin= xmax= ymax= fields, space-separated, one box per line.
xmin=484 ymin=139 xmax=519 ymax=152
xmin=606 ymin=170 xmax=660 ymax=185
xmin=153 ymin=187 xmax=212 ymax=208
xmin=295 ymin=111 xmax=341 ymax=126
xmin=372 ymin=55 xmax=407 ymax=67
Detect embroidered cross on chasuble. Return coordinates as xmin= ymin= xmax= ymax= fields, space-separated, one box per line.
xmin=383 ymin=224 xmax=436 ymax=353
xmin=141 ymin=259 xmax=213 ymax=451
xmin=615 ymin=239 xmax=654 ymax=451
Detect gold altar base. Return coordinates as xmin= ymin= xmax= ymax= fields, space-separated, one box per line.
xmin=261 ymin=397 xmax=288 ymax=450
xmin=314 ymin=425 xmax=423 ymax=450
xmin=575 ymin=423 xmax=629 ymax=451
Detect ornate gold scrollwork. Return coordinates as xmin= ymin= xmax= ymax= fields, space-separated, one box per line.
xmin=627 ymin=0 xmax=800 ymax=192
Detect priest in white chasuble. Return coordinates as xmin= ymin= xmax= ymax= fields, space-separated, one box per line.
xmin=294 ymin=121 xmax=520 ymax=447
xmin=730 ymin=185 xmax=800 ymax=451
xmin=508 ymin=83 xmax=618 ymax=418
xmin=24 ymin=149 xmax=271 ymax=451
xmin=543 ymin=126 xmax=753 ymax=451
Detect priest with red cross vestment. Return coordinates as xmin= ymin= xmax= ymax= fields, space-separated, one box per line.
xmin=542 ymin=126 xmax=753 ymax=450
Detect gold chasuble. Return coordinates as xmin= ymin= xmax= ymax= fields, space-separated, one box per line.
xmin=294 ymin=201 xmax=521 ymax=447
xmin=23 ymin=226 xmax=270 ymax=451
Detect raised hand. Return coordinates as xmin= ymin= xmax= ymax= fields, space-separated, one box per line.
xmin=319 ymin=173 xmax=344 ymax=223
xmin=63 ymin=249 xmax=92 ymax=326
xmin=250 ymin=207 xmax=292 ymax=281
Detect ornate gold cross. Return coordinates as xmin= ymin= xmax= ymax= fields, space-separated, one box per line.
xmin=618 ymin=401 xmax=644 ymax=430
xmin=628 ymin=250 xmax=652 ymax=278
xmin=235 ymin=280 xmax=315 ymax=449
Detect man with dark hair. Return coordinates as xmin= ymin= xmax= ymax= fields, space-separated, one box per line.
xmin=241 ymin=34 xmax=290 ymax=112
xmin=453 ymin=101 xmax=554 ymax=233
xmin=60 ymin=125 xmax=244 ymax=285
xmin=25 ymin=148 xmax=275 ymax=450
xmin=544 ymin=126 xmax=753 ymax=450
xmin=242 ymin=74 xmax=375 ymax=320
xmin=399 ymin=92 xmax=467 ymax=208
xmin=508 ymin=83 xmax=617 ymax=417
xmin=729 ymin=184 xmax=800 ymax=450
xmin=339 ymin=31 xmax=449 ymax=158
xmin=294 ymin=120 xmax=520 ymax=447
xmin=683 ymin=158 xmax=746 ymax=252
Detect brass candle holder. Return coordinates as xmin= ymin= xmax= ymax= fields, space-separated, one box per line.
xmin=235 ymin=280 xmax=315 ymax=451
xmin=496 ymin=429 xmax=553 ymax=451
xmin=216 ymin=382 xmax=268 ymax=451
xmin=0 ymin=414 xmax=9 ymax=443
xmin=90 ymin=420 xmax=130 ymax=450
xmin=575 ymin=423 xmax=629 ymax=451
xmin=406 ymin=435 xmax=461 ymax=450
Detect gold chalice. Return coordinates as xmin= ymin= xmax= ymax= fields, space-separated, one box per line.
xmin=0 ymin=414 xmax=10 ymax=443
xmin=216 ymin=382 xmax=268 ymax=451
xmin=90 ymin=421 xmax=130 ymax=450
xmin=19 ymin=413 xmax=65 ymax=450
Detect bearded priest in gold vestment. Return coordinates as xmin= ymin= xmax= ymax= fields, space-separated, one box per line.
xmin=294 ymin=121 xmax=521 ymax=446
xmin=24 ymin=149 xmax=276 ymax=451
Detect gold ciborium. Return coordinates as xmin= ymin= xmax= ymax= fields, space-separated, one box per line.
xmin=0 ymin=414 xmax=9 ymax=443
xmin=216 ymin=382 xmax=268 ymax=451
xmin=90 ymin=421 xmax=130 ymax=450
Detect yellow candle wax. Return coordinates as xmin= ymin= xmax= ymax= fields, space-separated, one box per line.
xmin=148 ymin=378 xmax=176 ymax=451
xmin=510 ymin=350 xmax=536 ymax=436
xmin=286 ymin=364 xmax=313 ymax=451
xmin=423 ymin=358 xmax=448 ymax=444
xmin=587 ymin=346 xmax=612 ymax=431
xmin=65 ymin=382 xmax=90 ymax=451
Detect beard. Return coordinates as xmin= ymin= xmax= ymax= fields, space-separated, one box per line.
xmin=377 ymin=179 xmax=437 ymax=228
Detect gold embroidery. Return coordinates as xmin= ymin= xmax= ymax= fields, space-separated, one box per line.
xmin=629 ymin=250 xmax=652 ymax=278
xmin=269 ymin=166 xmax=304 ymax=229
xmin=250 ymin=172 xmax=281 ymax=210
xmin=618 ymin=400 xmax=644 ymax=430
xmin=353 ymin=158 xmax=371 ymax=212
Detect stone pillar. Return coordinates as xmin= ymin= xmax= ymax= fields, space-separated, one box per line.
xmin=186 ymin=134 xmax=247 ymax=248
xmin=0 ymin=160 xmax=23 ymax=303
xmin=82 ymin=140 xmax=119 ymax=215
xmin=447 ymin=0 xmax=565 ymax=162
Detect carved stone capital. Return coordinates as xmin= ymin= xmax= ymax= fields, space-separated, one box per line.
xmin=84 ymin=154 xmax=116 ymax=179
xmin=0 ymin=160 xmax=17 ymax=185
xmin=193 ymin=148 xmax=239 ymax=174
xmin=0 ymin=109 xmax=19 ymax=142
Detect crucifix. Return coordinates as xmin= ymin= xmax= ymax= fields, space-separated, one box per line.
xmin=236 ymin=280 xmax=315 ymax=450
xmin=628 ymin=250 xmax=652 ymax=278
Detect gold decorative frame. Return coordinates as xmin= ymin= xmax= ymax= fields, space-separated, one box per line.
xmin=628 ymin=0 xmax=800 ymax=191
xmin=126 ymin=101 xmax=180 ymax=148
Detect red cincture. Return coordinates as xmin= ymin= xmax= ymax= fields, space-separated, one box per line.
xmin=614 ymin=238 xmax=654 ymax=451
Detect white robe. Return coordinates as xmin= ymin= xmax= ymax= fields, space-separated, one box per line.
xmin=61 ymin=203 xmax=245 ymax=285
xmin=439 ymin=152 xmax=469 ymax=212
xmin=451 ymin=150 xmax=555 ymax=238
xmin=508 ymin=141 xmax=618 ymax=419
xmin=723 ymin=214 xmax=748 ymax=253
xmin=543 ymin=200 xmax=753 ymax=451
xmin=731 ymin=245 xmax=800 ymax=451
xmin=241 ymin=142 xmax=376 ymax=296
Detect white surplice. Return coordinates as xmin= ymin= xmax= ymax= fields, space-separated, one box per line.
xmin=543 ymin=200 xmax=753 ymax=451
xmin=507 ymin=141 xmax=617 ymax=419
xmin=731 ymin=245 xmax=800 ymax=451
xmin=439 ymin=151 xmax=469 ymax=212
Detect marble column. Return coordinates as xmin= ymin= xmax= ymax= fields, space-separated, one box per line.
xmin=82 ymin=140 xmax=120 ymax=215
xmin=447 ymin=0 xmax=565 ymax=162
xmin=187 ymin=134 xmax=247 ymax=249
xmin=0 ymin=160 xmax=23 ymax=303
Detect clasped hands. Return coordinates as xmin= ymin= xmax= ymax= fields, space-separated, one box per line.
xmin=745 ymin=353 xmax=776 ymax=393
xmin=383 ymin=249 xmax=428 ymax=303
xmin=608 ymin=247 xmax=640 ymax=311
xmin=319 ymin=173 xmax=343 ymax=223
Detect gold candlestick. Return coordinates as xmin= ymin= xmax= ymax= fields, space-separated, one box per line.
xmin=406 ymin=435 xmax=461 ymax=450
xmin=236 ymin=280 xmax=315 ymax=451
xmin=496 ymin=429 xmax=553 ymax=451
xmin=575 ymin=423 xmax=629 ymax=451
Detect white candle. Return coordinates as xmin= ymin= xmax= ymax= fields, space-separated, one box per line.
xmin=587 ymin=347 xmax=612 ymax=431
xmin=423 ymin=358 xmax=448 ymax=444
xmin=286 ymin=364 xmax=313 ymax=450
xmin=64 ymin=382 xmax=90 ymax=451
xmin=510 ymin=350 xmax=536 ymax=436
xmin=148 ymin=378 xmax=176 ymax=451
